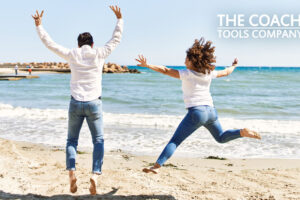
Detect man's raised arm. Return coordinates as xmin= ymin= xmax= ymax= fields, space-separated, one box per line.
xmin=32 ymin=10 xmax=70 ymax=61
xmin=98 ymin=6 xmax=124 ymax=59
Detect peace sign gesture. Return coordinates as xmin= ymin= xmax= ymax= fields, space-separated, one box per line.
xmin=32 ymin=10 xmax=44 ymax=27
xmin=109 ymin=5 xmax=122 ymax=19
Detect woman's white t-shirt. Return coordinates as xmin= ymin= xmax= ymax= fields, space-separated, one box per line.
xmin=178 ymin=69 xmax=218 ymax=108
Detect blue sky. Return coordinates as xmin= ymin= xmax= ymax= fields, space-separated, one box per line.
xmin=1 ymin=0 xmax=300 ymax=66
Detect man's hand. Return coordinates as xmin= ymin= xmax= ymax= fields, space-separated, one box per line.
xmin=135 ymin=55 xmax=148 ymax=67
xmin=110 ymin=5 xmax=122 ymax=19
xmin=232 ymin=58 xmax=238 ymax=66
xmin=32 ymin=10 xmax=44 ymax=26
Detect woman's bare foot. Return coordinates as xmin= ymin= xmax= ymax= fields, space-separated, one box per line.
xmin=89 ymin=176 xmax=97 ymax=195
xmin=240 ymin=128 xmax=261 ymax=139
xmin=69 ymin=171 xmax=77 ymax=193
xmin=143 ymin=163 xmax=161 ymax=174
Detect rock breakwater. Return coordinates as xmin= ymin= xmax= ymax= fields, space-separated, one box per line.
xmin=0 ymin=62 xmax=140 ymax=73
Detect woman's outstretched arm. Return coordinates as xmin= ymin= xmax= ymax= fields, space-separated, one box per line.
xmin=216 ymin=58 xmax=238 ymax=78
xmin=135 ymin=55 xmax=180 ymax=79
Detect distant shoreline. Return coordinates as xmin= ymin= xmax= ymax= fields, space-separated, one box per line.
xmin=0 ymin=62 xmax=141 ymax=74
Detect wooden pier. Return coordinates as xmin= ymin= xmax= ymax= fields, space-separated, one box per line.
xmin=0 ymin=75 xmax=39 ymax=81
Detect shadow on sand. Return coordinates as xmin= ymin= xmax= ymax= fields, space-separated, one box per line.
xmin=0 ymin=187 xmax=176 ymax=200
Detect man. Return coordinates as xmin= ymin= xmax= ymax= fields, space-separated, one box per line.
xmin=27 ymin=65 xmax=32 ymax=75
xmin=15 ymin=64 xmax=18 ymax=75
xmin=32 ymin=6 xmax=123 ymax=195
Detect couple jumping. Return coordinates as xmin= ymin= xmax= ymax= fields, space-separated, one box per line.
xmin=32 ymin=5 xmax=260 ymax=195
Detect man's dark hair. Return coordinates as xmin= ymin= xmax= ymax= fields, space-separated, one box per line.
xmin=77 ymin=32 xmax=94 ymax=47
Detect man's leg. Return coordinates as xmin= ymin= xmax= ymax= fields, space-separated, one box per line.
xmin=66 ymin=98 xmax=84 ymax=193
xmin=86 ymin=99 xmax=104 ymax=195
xmin=86 ymin=99 xmax=104 ymax=174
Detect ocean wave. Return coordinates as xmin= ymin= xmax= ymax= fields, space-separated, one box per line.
xmin=0 ymin=103 xmax=300 ymax=158
xmin=1 ymin=103 xmax=299 ymax=133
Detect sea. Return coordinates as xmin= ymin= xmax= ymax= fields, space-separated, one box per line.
xmin=0 ymin=66 xmax=299 ymax=159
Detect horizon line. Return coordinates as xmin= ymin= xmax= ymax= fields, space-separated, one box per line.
xmin=130 ymin=65 xmax=300 ymax=68
xmin=1 ymin=62 xmax=300 ymax=68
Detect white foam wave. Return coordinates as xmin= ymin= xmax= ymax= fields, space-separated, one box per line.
xmin=0 ymin=103 xmax=300 ymax=158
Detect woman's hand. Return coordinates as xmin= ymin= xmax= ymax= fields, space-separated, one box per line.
xmin=135 ymin=55 xmax=148 ymax=67
xmin=216 ymin=57 xmax=239 ymax=78
xmin=135 ymin=55 xmax=180 ymax=79
xmin=232 ymin=58 xmax=238 ymax=66
xmin=32 ymin=10 xmax=44 ymax=27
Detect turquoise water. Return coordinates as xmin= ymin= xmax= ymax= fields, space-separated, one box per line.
xmin=1 ymin=66 xmax=299 ymax=120
xmin=0 ymin=66 xmax=299 ymax=158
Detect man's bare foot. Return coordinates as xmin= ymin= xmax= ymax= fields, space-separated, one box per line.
xmin=143 ymin=163 xmax=161 ymax=174
xmin=70 ymin=177 xmax=77 ymax=193
xmin=89 ymin=177 xmax=97 ymax=195
xmin=240 ymin=128 xmax=261 ymax=139
xmin=69 ymin=171 xmax=77 ymax=193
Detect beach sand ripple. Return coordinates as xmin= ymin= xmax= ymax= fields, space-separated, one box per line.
xmin=0 ymin=138 xmax=300 ymax=199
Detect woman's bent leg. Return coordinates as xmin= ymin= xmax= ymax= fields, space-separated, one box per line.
xmin=204 ymin=119 xmax=241 ymax=143
xmin=204 ymin=107 xmax=261 ymax=142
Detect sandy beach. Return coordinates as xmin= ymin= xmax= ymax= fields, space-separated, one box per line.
xmin=0 ymin=68 xmax=14 ymax=74
xmin=0 ymin=138 xmax=299 ymax=200
xmin=0 ymin=68 xmax=62 ymax=75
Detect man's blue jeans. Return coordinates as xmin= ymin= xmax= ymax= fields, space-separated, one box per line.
xmin=156 ymin=105 xmax=241 ymax=166
xmin=66 ymin=97 xmax=104 ymax=174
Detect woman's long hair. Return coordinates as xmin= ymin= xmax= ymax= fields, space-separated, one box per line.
xmin=186 ymin=38 xmax=216 ymax=74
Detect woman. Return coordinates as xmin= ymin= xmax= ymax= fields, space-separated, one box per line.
xmin=135 ymin=38 xmax=261 ymax=174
